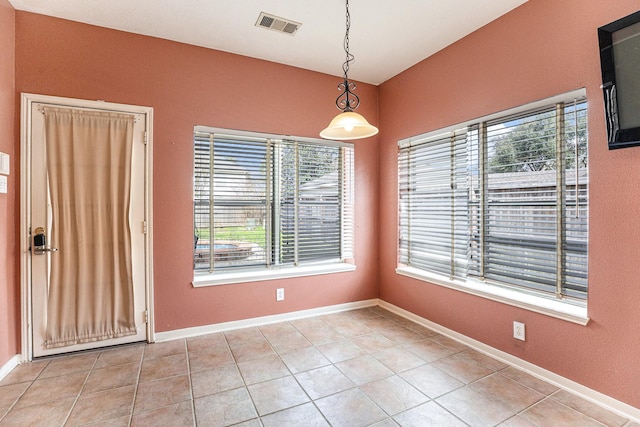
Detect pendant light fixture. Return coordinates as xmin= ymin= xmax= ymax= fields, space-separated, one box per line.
xmin=320 ymin=0 xmax=379 ymax=141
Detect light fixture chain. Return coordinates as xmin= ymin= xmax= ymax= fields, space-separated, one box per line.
xmin=343 ymin=0 xmax=353 ymax=79
xmin=320 ymin=0 xmax=379 ymax=139
xmin=336 ymin=0 xmax=360 ymax=112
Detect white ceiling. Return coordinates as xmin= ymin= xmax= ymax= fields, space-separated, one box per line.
xmin=9 ymin=0 xmax=528 ymax=85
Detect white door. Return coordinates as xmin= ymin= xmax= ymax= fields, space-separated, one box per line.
xmin=27 ymin=98 xmax=150 ymax=358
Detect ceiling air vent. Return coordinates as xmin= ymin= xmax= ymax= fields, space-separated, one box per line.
xmin=255 ymin=12 xmax=301 ymax=35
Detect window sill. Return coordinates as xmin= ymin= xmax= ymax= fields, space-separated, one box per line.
xmin=193 ymin=263 xmax=356 ymax=287
xmin=395 ymin=266 xmax=589 ymax=325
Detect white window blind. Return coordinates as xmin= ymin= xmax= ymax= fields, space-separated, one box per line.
xmin=399 ymin=130 xmax=470 ymax=280
xmin=194 ymin=128 xmax=354 ymax=274
xmin=399 ymin=95 xmax=588 ymax=301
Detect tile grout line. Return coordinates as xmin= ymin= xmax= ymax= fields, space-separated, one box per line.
xmin=0 ymin=377 xmax=35 ymax=423
xmin=126 ymin=345 xmax=146 ymax=426
xmin=367 ymin=316 xmax=456 ymax=424
xmin=257 ymin=321 xmax=326 ymax=423
xmin=545 ymin=390 xmax=612 ymax=427
xmin=0 ymin=360 xmax=49 ymax=423
xmin=223 ymin=328 xmax=262 ymax=424
xmin=61 ymin=352 xmax=100 ymax=426
xmin=430 ymin=399 xmax=472 ymax=426
xmin=331 ymin=310 xmax=432 ymax=425
xmin=272 ymin=312 xmax=396 ymax=425
xmin=285 ymin=316 xmax=341 ymax=422
xmin=230 ymin=315 xmax=358 ymax=423
xmin=185 ymin=339 xmax=196 ymax=426
xmin=182 ymin=338 xmax=197 ymax=427
xmin=360 ymin=311 xmax=487 ymax=425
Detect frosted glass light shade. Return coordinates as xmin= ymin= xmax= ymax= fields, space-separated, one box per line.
xmin=320 ymin=111 xmax=379 ymax=140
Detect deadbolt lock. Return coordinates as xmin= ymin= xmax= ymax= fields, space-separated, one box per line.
xmin=32 ymin=227 xmax=58 ymax=255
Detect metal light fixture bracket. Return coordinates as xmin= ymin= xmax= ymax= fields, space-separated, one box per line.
xmin=320 ymin=0 xmax=378 ymax=140
xmin=335 ymin=0 xmax=359 ymax=113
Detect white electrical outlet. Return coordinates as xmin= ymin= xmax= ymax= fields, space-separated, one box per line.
xmin=276 ymin=288 xmax=284 ymax=301
xmin=513 ymin=321 xmax=526 ymax=341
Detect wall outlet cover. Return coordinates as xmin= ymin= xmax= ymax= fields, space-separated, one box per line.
xmin=0 ymin=152 xmax=9 ymax=175
xmin=513 ymin=321 xmax=526 ymax=341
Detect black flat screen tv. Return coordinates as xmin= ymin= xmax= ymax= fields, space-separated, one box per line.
xmin=598 ymin=10 xmax=640 ymax=150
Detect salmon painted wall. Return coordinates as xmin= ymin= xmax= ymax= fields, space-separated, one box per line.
xmin=0 ymin=0 xmax=16 ymax=368
xmin=378 ymin=0 xmax=640 ymax=408
xmin=14 ymin=12 xmax=379 ymax=334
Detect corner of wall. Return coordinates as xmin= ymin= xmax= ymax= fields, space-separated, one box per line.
xmin=0 ymin=0 xmax=19 ymax=368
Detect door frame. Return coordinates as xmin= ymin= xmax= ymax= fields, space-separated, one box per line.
xmin=19 ymin=93 xmax=155 ymax=361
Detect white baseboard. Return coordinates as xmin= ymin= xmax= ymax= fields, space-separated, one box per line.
xmin=154 ymin=299 xmax=379 ymax=342
xmin=0 ymin=355 xmax=21 ymax=382
xmin=378 ymin=299 xmax=640 ymax=424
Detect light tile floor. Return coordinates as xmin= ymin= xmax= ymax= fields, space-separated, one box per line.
xmin=0 ymin=306 xmax=637 ymax=426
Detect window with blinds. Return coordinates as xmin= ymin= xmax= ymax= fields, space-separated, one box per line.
xmin=398 ymin=130 xmax=470 ymax=280
xmin=398 ymin=93 xmax=588 ymax=301
xmin=194 ymin=127 xmax=354 ymax=274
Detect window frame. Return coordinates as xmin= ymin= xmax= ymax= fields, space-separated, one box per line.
xmin=193 ymin=126 xmax=355 ymax=287
xmin=396 ymin=89 xmax=589 ymax=325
